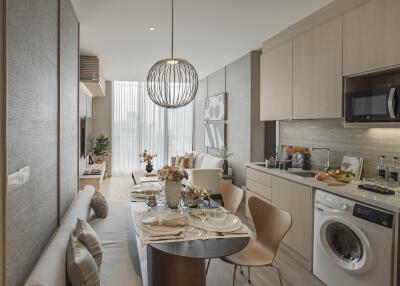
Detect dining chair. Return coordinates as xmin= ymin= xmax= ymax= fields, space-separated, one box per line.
xmin=206 ymin=184 xmax=244 ymax=274
xmin=221 ymin=196 xmax=292 ymax=286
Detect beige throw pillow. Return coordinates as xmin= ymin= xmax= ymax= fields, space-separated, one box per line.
xmin=67 ymin=234 xmax=100 ymax=286
xmin=183 ymin=152 xmax=194 ymax=168
xmin=75 ymin=218 xmax=102 ymax=270
xmin=90 ymin=191 xmax=109 ymax=219
xmin=179 ymin=157 xmax=190 ymax=169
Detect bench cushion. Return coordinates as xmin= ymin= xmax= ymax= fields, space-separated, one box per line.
xmin=24 ymin=186 xmax=95 ymax=286
xmin=89 ymin=200 xmax=142 ymax=286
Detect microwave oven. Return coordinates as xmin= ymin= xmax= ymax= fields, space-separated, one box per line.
xmin=345 ymin=86 xmax=400 ymax=122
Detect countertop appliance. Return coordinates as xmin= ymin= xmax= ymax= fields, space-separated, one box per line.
xmin=313 ymin=189 xmax=395 ymax=286
xmin=346 ymin=86 xmax=400 ymax=122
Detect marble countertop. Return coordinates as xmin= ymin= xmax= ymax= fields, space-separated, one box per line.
xmin=246 ymin=162 xmax=400 ymax=213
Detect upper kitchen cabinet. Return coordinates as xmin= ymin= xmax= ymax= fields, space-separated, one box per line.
xmin=343 ymin=0 xmax=400 ymax=76
xmin=260 ymin=41 xmax=292 ymax=121
xmin=293 ymin=17 xmax=342 ymax=119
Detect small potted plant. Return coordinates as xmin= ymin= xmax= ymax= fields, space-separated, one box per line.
xmin=139 ymin=150 xmax=157 ymax=173
xmin=158 ymin=165 xmax=188 ymax=208
xmin=218 ymin=146 xmax=233 ymax=179
xmin=93 ymin=134 xmax=111 ymax=163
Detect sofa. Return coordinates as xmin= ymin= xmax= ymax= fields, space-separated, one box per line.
xmin=24 ymin=185 xmax=141 ymax=286
xmin=171 ymin=152 xmax=231 ymax=195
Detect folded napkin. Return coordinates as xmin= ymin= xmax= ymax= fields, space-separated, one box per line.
xmin=143 ymin=214 xmax=186 ymax=227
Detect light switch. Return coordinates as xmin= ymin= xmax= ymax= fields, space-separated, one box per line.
xmin=8 ymin=166 xmax=30 ymax=192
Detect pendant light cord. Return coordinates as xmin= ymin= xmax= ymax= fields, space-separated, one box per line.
xmin=171 ymin=0 xmax=174 ymax=59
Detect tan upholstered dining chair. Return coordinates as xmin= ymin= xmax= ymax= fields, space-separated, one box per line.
xmin=221 ymin=196 xmax=292 ymax=286
xmin=206 ymin=183 xmax=244 ymax=274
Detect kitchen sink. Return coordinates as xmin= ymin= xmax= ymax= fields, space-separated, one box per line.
xmin=288 ymin=171 xmax=317 ymax=177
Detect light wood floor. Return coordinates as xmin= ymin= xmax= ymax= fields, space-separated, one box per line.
xmin=100 ymin=176 xmax=325 ymax=286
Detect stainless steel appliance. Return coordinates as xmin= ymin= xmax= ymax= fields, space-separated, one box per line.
xmin=345 ymin=86 xmax=400 ymax=122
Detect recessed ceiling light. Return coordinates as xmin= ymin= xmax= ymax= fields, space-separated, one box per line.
xmin=149 ymin=27 xmax=155 ymax=31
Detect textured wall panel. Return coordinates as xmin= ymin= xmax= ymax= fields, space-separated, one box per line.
xmin=280 ymin=119 xmax=400 ymax=178
xmin=6 ymin=0 xmax=58 ymax=285
xmin=59 ymin=0 xmax=79 ymax=218
xmin=225 ymin=54 xmax=252 ymax=187
xmin=193 ymin=78 xmax=207 ymax=152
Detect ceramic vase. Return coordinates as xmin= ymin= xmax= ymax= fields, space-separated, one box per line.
xmin=165 ymin=180 xmax=182 ymax=208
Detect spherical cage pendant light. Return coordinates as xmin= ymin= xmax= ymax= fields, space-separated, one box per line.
xmin=146 ymin=0 xmax=198 ymax=108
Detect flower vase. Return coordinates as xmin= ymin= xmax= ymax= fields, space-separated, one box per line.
xmin=164 ymin=180 xmax=182 ymax=208
xmin=145 ymin=164 xmax=153 ymax=174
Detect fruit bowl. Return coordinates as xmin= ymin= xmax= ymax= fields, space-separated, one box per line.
xmin=328 ymin=169 xmax=354 ymax=183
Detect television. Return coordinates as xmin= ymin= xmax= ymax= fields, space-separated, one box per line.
xmin=81 ymin=116 xmax=94 ymax=158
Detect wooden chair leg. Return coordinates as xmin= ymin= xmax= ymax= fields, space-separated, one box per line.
xmin=248 ymin=266 xmax=251 ymax=284
xmin=240 ymin=266 xmax=244 ymax=275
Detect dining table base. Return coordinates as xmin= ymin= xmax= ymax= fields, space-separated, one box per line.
xmin=147 ymin=245 xmax=206 ymax=286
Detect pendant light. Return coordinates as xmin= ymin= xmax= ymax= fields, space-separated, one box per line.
xmin=146 ymin=0 xmax=198 ymax=108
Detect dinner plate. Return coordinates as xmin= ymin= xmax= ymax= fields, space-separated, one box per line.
xmin=190 ymin=214 xmax=242 ymax=232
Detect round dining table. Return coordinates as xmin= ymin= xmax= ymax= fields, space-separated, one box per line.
xmin=130 ymin=172 xmax=250 ymax=286
xmin=147 ymin=236 xmax=250 ymax=286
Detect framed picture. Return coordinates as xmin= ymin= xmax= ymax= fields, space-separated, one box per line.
xmin=205 ymin=92 xmax=226 ymax=121
xmin=204 ymin=123 xmax=225 ymax=149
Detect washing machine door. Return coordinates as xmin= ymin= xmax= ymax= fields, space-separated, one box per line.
xmin=319 ymin=216 xmax=373 ymax=274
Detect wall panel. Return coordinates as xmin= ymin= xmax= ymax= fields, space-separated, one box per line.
xmin=59 ymin=0 xmax=79 ymax=218
xmin=6 ymin=1 xmax=58 ymax=285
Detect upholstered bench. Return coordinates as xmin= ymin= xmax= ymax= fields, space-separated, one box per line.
xmin=24 ymin=186 xmax=141 ymax=286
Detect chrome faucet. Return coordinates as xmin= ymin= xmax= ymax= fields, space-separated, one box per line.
xmin=311 ymin=147 xmax=331 ymax=172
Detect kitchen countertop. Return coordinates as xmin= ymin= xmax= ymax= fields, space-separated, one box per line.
xmin=246 ymin=162 xmax=400 ymax=213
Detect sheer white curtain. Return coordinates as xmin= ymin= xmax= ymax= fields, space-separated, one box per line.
xmin=112 ymin=81 xmax=193 ymax=176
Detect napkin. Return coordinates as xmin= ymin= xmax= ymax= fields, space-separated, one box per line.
xmin=143 ymin=214 xmax=186 ymax=227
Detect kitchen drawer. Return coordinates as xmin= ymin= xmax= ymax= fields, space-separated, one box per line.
xmin=245 ymin=189 xmax=271 ymax=220
xmin=246 ymin=178 xmax=272 ymax=200
xmin=247 ymin=168 xmax=271 ymax=186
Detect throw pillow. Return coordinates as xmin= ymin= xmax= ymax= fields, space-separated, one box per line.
xmin=179 ymin=157 xmax=190 ymax=169
xmin=75 ymin=218 xmax=103 ymax=270
xmin=90 ymin=191 xmax=109 ymax=218
xmin=183 ymin=152 xmax=194 ymax=168
xmin=67 ymin=234 xmax=100 ymax=286
xmin=176 ymin=156 xmax=183 ymax=166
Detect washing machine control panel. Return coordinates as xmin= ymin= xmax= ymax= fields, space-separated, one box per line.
xmin=353 ymin=204 xmax=394 ymax=228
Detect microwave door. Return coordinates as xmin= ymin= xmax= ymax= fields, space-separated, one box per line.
xmin=367 ymin=91 xmax=390 ymax=121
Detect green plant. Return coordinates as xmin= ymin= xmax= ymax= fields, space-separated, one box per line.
xmin=93 ymin=134 xmax=111 ymax=160
xmin=217 ymin=146 xmax=233 ymax=160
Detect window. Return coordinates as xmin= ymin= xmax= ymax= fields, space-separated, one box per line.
xmin=112 ymin=81 xmax=193 ymax=175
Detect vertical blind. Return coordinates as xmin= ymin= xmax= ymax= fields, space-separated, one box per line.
xmin=112 ymin=81 xmax=193 ymax=175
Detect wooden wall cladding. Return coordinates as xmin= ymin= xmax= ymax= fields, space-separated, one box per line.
xmin=59 ymin=0 xmax=79 ymax=219
xmin=6 ymin=1 xmax=59 ymax=285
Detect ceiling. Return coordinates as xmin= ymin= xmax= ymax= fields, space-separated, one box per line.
xmin=71 ymin=0 xmax=333 ymax=81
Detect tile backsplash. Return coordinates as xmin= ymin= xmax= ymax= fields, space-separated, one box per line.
xmin=279 ymin=119 xmax=400 ymax=178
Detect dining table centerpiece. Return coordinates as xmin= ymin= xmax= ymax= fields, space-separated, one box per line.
xmin=158 ymin=165 xmax=188 ymax=208
xmin=183 ymin=185 xmax=212 ymax=208
xmin=139 ymin=150 xmax=157 ymax=173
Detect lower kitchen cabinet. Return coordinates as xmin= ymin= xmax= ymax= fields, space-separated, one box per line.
xmin=271 ymin=176 xmax=313 ymax=268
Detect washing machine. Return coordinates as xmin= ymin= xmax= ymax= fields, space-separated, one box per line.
xmin=313 ymin=189 xmax=395 ymax=286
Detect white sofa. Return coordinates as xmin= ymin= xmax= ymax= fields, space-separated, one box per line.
xmin=171 ymin=152 xmax=231 ymax=195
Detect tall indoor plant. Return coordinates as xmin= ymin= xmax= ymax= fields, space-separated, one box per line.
xmin=158 ymin=165 xmax=188 ymax=208
xmin=93 ymin=134 xmax=111 ymax=163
